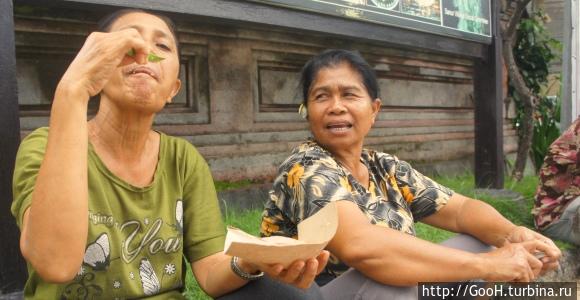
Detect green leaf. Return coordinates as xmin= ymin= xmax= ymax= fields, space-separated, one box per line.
xmin=126 ymin=49 xmax=165 ymax=62
xmin=147 ymin=52 xmax=165 ymax=62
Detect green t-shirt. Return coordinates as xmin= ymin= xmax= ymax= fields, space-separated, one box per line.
xmin=12 ymin=127 xmax=226 ymax=299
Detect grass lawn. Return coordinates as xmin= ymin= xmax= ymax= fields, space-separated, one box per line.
xmin=183 ymin=174 xmax=571 ymax=299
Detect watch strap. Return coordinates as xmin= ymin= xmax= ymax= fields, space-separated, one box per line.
xmin=230 ymin=256 xmax=264 ymax=281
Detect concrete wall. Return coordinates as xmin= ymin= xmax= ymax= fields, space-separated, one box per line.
xmin=14 ymin=6 xmax=517 ymax=181
xmin=535 ymin=0 xmax=564 ymax=71
xmin=533 ymin=0 xmax=564 ymax=98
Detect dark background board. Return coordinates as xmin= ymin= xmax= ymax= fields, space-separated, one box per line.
xmin=0 ymin=0 xmax=28 ymax=294
xmin=253 ymin=0 xmax=491 ymax=44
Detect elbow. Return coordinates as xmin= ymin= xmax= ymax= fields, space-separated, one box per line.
xmin=21 ymin=239 xmax=83 ymax=283
xmin=36 ymin=265 xmax=80 ymax=284
xmin=339 ymin=245 xmax=370 ymax=268
xmin=338 ymin=246 xmax=381 ymax=276
xmin=339 ymin=241 xmax=387 ymax=272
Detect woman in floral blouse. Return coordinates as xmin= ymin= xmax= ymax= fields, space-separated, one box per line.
xmin=533 ymin=117 xmax=580 ymax=245
xmin=261 ymin=49 xmax=561 ymax=299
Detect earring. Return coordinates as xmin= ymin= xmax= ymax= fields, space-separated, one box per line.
xmin=298 ymin=103 xmax=308 ymax=119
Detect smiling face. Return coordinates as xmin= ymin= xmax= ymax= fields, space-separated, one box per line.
xmin=306 ymin=62 xmax=381 ymax=154
xmin=100 ymin=12 xmax=181 ymax=113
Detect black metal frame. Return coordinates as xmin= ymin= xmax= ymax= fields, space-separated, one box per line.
xmin=474 ymin=0 xmax=504 ymax=188
xmin=0 ymin=0 xmax=28 ymax=294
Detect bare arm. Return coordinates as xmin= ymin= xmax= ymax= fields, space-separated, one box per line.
xmin=421 ymin=193 xmax=517 ymax=247
xmin=20 ymin=88 xmax=90 ymax=283
xmin=327 ymin=201 xmax=550 ymax=286
xmin=19 ymin=29 xmax=149 ymax=283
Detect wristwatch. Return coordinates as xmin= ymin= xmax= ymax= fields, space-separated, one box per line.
xmin=230 ymin=256 xmax=264 ymax=281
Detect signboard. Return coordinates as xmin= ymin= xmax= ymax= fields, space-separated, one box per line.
xmin=255 ymin=0 xmax=491 ymax=43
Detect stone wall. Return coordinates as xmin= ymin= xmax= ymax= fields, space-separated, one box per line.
xmin=14 ymin=6 xmax=517 ymax=181
xmin=536 ymin=0 xmax=564 ymax=72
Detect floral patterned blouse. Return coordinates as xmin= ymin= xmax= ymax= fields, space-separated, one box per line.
xmin=260 ymin=141 xmax=453 ymax=283
xmin=533 ymin=117 xmax=580 ymax=230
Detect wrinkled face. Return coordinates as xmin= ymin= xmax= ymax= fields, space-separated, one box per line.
xmin=306 ymin=63 xmax=381 ymax=153
xmin=101 ymin=12 xmax=181 ymax=113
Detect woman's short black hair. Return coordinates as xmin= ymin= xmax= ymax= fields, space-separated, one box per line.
xmin=97 ymin=8 xmax=180 ymax=57
xmin=299 ymin=49 xmax=379 ymax=105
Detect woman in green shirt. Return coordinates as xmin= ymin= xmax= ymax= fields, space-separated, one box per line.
xmin=12 ymin=9 xmax=327 ymax=299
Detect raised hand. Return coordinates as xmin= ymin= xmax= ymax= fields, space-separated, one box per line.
xmin=58 ymin=28 xmax=150 ymax=99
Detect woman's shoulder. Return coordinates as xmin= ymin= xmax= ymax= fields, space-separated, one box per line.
xmin=282 ymin=141 xmax=340 ymax=170
xmin=22 ymin=127 xmax=49 ymax=141
xmin=160 ymin=132 xmax=201 ymax=155
xmin=18 ymin=127 xmax=50 ymax=151
xmin=365 ymin=148 xmax=399 ymax=164
xmin=293 ymin=140 xmax=330 ymax=156
xmin=364 ymin=148 xmax=409 ymax=175
xmin=158 ymin=133 xmax=209 ymax=172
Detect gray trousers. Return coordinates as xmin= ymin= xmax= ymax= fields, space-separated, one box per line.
xmin=541 ymin=196 xmax=580 ymax=246
xmin=218 ymin=234 xmax=491 ymax=300
xmin=319 ymin=234 xmax=493 ymax=300
xmin=217 ymin=274 xmax=324 ymax=300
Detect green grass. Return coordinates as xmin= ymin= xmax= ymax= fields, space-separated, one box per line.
xmin=427 ymin=173 xmax=574 ymax=250
xmin=214 ymin=180 xmax=256 ymax=192
xmin=432 ymin=173 xmax=539 ymax=227
xmin=409 ymin=173 xmax=539 ymax=245
xmin=419 ymin=173 xmax=537 ymax=242
xmin=184 ymin=174 xmax=574 ymax=299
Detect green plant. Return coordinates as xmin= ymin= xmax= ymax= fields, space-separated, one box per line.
xmin=530 ymin=95 xmax=561 ymax=172
xmin=510 ymin=10 xmax=562 ymax=173
xmin=512 ymin=11 xmax=561 ymax=94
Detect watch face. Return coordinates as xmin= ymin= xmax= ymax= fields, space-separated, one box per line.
xmin=369 ymin=0 xmax=399 ymax=10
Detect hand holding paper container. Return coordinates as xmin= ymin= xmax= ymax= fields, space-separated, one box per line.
xmin=224 ymin=201 xmax=338 ymax=268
